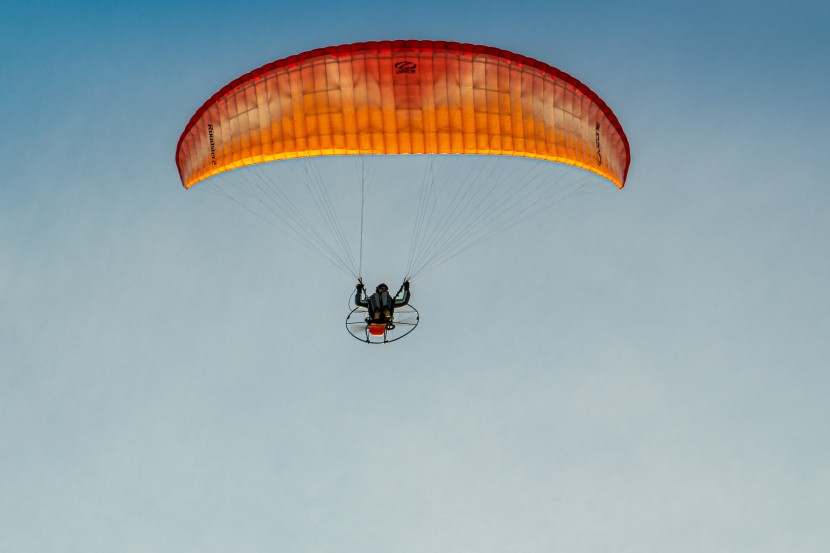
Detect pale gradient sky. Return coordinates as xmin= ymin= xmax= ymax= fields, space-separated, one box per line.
xmin=2 ymin=1 xmax=829 ymax=551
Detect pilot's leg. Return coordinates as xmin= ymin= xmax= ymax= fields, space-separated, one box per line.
xmin=369 ymin=294 xmax=381 ymax=319
xmin=371 ymin=292 xmax=388 ymax=321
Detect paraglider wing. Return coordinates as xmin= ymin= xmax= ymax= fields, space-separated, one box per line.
xmin=176 ymin=40 xmax=630 ymax=190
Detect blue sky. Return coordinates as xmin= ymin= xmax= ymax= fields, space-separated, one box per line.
xmin=2 ymin=1 xmax=829 ymax=551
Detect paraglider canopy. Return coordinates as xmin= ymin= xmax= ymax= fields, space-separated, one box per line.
xmin=176 ymin=40 xmax=630 ymax=191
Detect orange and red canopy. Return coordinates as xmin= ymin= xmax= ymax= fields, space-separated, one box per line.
xmin=176 ymin=40 xmax=630 ymax=189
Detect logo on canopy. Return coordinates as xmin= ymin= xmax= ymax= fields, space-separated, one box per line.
xmin=394 ymin=61 xmax=417 ymax=74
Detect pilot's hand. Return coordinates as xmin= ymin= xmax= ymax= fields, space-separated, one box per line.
xmin=403 ymin=280 xmax=410 ymax=290
xmin=356 ymin=282 xmax=364 ymax=290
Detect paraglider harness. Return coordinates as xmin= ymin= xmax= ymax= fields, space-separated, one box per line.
xmin=347 ymin=279 xmax=418 ymax=344
xmin=355 ymin=280 xmax=410 ymax=334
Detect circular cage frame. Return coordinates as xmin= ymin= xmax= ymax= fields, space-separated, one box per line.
xmin=346 ymin=303 xmax=419 ymax=344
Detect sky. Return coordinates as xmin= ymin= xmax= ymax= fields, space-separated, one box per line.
xmin=2 ymin=0 xmax=829 ymax=551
